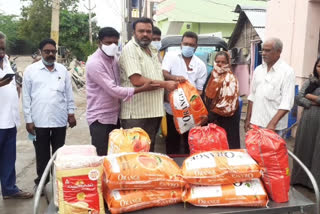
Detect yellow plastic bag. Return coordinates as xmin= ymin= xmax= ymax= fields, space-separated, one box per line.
xmin=108 ymin=128 xmax=151 ymax=155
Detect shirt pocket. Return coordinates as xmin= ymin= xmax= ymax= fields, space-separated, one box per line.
xmin=51 ymin=77 xmax=66 ymax=93
xmin=264 ymin=81 xmax=280 ymax=101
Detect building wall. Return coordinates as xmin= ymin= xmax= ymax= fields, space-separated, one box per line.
xmin=162 ymin=22 xmax=236 ymax=39
xmin=199 ymin=23 xmax=235 ymax=39
xmin=233 ymin=21 xmax=261 ymax=50
xmin=265 ymin=0 xmax=320 ymax=85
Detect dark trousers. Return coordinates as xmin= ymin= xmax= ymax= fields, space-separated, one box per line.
xmin=34 ymin=127 xmax=66 ymax=185
xmin=208 ymin=107 xmax=241 ymax=149
xmin=166 ymin=114 xmax=189 ymax=154
xmin=120 ymin=117 xmax=162 ymax=152
xmin=89 ymin=121 xmax=120 ymax=156
xmin=0 ymin=127 xmax=19 ymax=196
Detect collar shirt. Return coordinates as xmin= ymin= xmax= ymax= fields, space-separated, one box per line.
xmin=22 ymin=60 xmax=76 ymax=128
xmin=86 ymin=48 xmax=134 ymax=126
xmin=248 ymin=59 xmax=295 ymax=130
xmin=0 ymin=55 xmax=20 ymax=129
xmin=161 ymin=51 xmax=207 ymax=115
xmin=119 ymin=39 xmax=165 ymax=119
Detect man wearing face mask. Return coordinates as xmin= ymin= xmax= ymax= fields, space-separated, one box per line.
xmin=161 ymin=31 xmax=207 ymax=154
xmin=85 ymin=27 xmax=159 ymax=155
xmin=119 ymin=17 xmax=178 ymax=152
xmin=151 ymin=27 xmax=162 ymax=51
xmin=151 ymin=26 xmax=162 ymax=62
xmin=22 ymin=38 xmax=76 ymax=190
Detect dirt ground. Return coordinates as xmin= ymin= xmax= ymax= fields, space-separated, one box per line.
xmin=0 ymin=56 xmax=316 ymax=214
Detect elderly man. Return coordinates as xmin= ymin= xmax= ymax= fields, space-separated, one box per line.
xmin=22 ymin=38 xmax=76 ymax=188
xmin=161 ymin=31 xmax=207 ymax=154
xmin=86 ymin=27 xmax=159 ymax=155
xmin=0 ymin=32 xmax=33 ymax=199
xmin=119 ymin=17 xmax=178 ymax=152
xmin=245 ymin=37 xmax=295 ymax=135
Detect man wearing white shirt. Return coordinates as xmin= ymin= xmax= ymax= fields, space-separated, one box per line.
xmin=0 ymin=32 xmax=33 ymax=199
xmin=162 ymin=31 xmax=207 ymax=154
xmin=245 ymin=38 xmax=295 ymax=134
xmin=22 ymin=39 xmax=76 ymax=187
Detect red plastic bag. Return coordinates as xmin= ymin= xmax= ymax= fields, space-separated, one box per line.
xmin=170 ymin=81 xmax=208 ymax=134
xmin=245 ymin=125 xmax=290 ymax=203
xmin=188 ymin=123 xmax=229 ymax=155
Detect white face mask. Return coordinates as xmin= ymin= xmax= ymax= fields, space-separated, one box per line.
xmin=151 ymin=41 xmax=162 ymax=51
xmin=101 ymin=43 xmax=118 ymax=56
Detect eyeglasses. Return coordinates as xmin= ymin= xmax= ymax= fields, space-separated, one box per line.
xmin=42 ymin=50 xmax=57 ymax=54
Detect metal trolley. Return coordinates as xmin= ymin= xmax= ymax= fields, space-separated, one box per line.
xmin=34 ymin=125 xmax=320 ymax=214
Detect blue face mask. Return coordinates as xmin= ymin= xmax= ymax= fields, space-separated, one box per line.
xmin=181 ymin=45 xmax=195 ymax=58
xmin=42 ymin=57 xmax=54 ymax=66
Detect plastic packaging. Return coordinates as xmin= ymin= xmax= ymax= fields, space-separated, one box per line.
xmin=170 ymin=81 xmax=208 ymax=134
xmin=245 ymin=125 xmax=290 ymax=203
xmin=188 ymin=123 xmax=229 ymax=155
xmin=181 ymin=149 xmax=261 ymax=185
xmin=103 ymin=152 xmax=185 ymax=190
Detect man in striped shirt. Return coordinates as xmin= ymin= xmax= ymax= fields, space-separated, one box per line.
xmin=119 ymin=17 xmax=178 ymax=151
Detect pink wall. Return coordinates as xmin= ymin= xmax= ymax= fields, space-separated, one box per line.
xmin=265 ymin=0 xmax=320 ymax=85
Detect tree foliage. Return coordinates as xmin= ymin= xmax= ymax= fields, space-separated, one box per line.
xmin=15 ymin=0 xmax=99 ymax=60
xmin=59 ymin=10 xmax=99 ymax=60
xmin=0 ymin=13 xmax=20 ymax=52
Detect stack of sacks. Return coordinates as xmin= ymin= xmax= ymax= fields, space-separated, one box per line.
xmin=54 ymin=145 xmax=105 ymax=214
xmin=108 ymin=127 xmax=151 ymax=155
xmin=103 ymin=152 xmax=186 ymax=213
xmin=182 ymin=149 xmax=269 ymax=207
xmin=245 ymin=125 xmax=290 ymax=203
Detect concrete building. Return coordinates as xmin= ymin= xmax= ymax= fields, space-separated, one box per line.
xmin=154 ymin=0 xmax=266 ymax=39
xmin=265 ymin=0 xmax=320 ymax=85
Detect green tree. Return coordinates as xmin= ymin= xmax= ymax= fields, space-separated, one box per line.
xmin=0 ymin=13 xmax=20 ymax=52
xmin=18 ymin=0 xmax=99 ymax=60
xmin=59 ymin=10 xmax=99 ymax=60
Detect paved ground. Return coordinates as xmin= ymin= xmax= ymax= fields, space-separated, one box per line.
xmin=0 ymin=56 xmax=317 ymax=214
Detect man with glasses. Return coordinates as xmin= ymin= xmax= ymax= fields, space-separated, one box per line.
xmin=245 ymin=37 xmax=295 ymax=135
xmin=22 ymin=38 xmax=76 ymax=191
xmin=0 ymin=31 xmax=33 ymax=199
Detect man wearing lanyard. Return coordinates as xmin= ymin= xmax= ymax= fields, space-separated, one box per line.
xmin=22 ymin=38 xmax=76 ymax=190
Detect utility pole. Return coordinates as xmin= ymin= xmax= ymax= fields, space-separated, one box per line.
xmin=84 ymin=0 xmax=96 ymax=45
xmin=50 ymin=0 xmax=60 ymax=45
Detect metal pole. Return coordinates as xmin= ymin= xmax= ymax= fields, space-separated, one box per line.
xmin=288 ymin=150 xmax=320 ymax=214
xmin=33 ymin=152 xmax=57 ymax=214
xmin=88 ymin=0 xmax=92 ymax=44
xmin=50 ymin=0 xmax=60 ymax=45
xmin=84 ymin=0 xmax=95 ymax=45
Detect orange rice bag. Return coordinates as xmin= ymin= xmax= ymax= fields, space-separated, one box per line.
xmin=170 ymin=81 xmax=208 ymax=134
xmin=182 ymin=149 xmax=261 ymax=185
xmin=184 ymin=179 xmax=268 ymax=207
xmin=103 ymin=152 xmax=185 ymax=190
xmin=105 ymin=189 xmax=184 ymax=214
xmin=56 ymin=156 xmax=105 ymax=214
xmin=108 ymin=128 xmax=151 ymax=155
